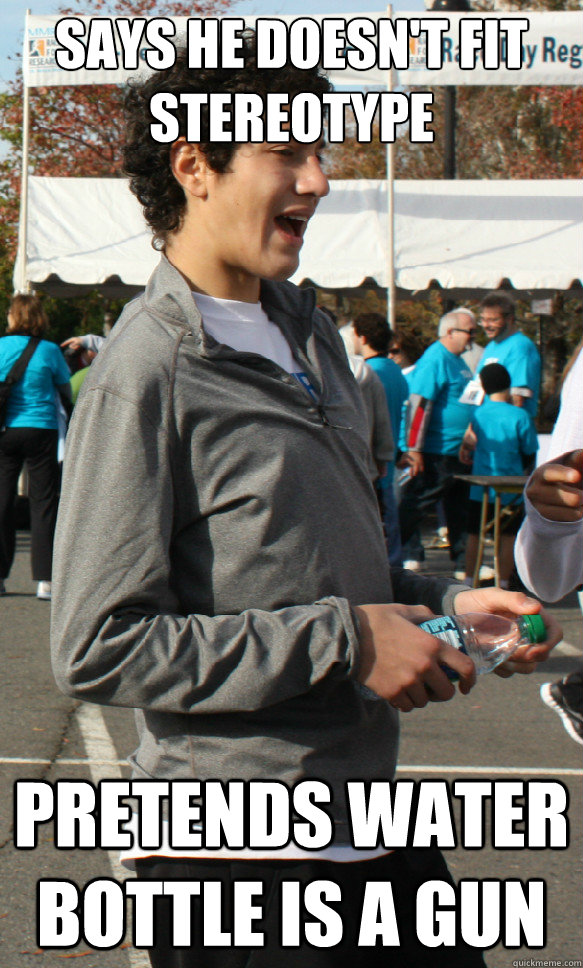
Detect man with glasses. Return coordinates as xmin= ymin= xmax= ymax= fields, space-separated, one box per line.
xmin=456 ymin=306 xmax=483 ymax=374
xmin=399 ymin=310 xmax=475 ymax=579
xmin=477 ymin=293 xmax=541 ymax=420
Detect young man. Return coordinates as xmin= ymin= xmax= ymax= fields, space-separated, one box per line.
xmin=50 ymin=36 xmax=559 ymax=968
xmin=352 ymin=312 xmax=409 ymax=566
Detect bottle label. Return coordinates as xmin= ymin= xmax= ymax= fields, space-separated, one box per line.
xmin=420 ymin=616 xmax=467 ymax=680
xmin=420 ymin=615 xmax=466 ymax=651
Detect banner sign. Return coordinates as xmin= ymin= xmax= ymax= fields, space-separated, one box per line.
xmin=23 ymin=11 xmax=583 ymax=89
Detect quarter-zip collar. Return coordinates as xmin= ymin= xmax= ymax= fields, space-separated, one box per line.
xmin=143 ymin=255 xmax=324 ymax=396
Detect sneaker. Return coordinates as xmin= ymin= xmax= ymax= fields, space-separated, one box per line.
xmin=36 ymin=581 xmax=52 ymax=601
xmin=403 ymin=560 xmax=422 ymax=572
xmin=428 ymin=532 xmax=450 ymax=549
xmin=479 ymin=565 xmax=496 ymax=581
xmin=453 ymin=570 xmax=467 ymax=582
xmin=540 ymin=680 xmax=583 ymax=746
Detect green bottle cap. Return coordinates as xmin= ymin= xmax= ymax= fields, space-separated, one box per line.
xmin=519 ymin=613 xmax=547 ymax=644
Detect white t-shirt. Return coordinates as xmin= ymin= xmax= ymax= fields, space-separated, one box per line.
xmin=193 ymin=292 xmax=319 ymax=403
xmin=193 ymin=292 xmax=297 ymax=373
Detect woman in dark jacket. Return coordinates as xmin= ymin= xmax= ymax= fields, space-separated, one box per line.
xmin=0 ymin=295 xmax=71 ymax=599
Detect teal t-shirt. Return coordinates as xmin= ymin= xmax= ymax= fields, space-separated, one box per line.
xmin=469 ymin=399 xmax=538 ymax=504
xmin=408 ymin=342 xmax=473 ymax=456
xmin=477 ymin=331 xmax=541 ymax=419
xmin=365 ymin=356 xmax=409 ymax=447
xmin=0 ymin=335 xmax=71 ymax=429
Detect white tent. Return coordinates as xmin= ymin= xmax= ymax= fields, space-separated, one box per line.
xmin=16 ymin=176 xmax=583 ymax=300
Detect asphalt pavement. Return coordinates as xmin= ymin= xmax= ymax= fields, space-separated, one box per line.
xmin=1 ymin=527 xmax=581 ymax=968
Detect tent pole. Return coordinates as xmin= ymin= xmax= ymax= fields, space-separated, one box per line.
xmin=16 ymin=9 xmax=32 ymax=294
xmin=386 ymin=4 xmax=395 ymax=331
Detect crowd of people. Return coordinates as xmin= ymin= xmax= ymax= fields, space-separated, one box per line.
xmin=339 ymin=293 xmax=544 ymax=592
xmin=0 ymin=289 xmax=555 ymax=603
xmin=0 ymin=36 xmax=580 ymax=965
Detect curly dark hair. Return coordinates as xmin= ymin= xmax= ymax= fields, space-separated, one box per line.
xmin=123 ymin=33 xmax=331 ymax=246
xmin=353 ymin=312 xmax=391 ymax=356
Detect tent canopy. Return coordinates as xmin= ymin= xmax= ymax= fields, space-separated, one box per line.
xmin=16 ymin=176 xmax=583 ymax=299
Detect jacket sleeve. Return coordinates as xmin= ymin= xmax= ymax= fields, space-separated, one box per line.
xmin=390 ymin=567 xmax=467 ymax=618
xmin=80 ymin=334 xmax=106 ymax=354
xmin=515 ymin=494 xmax=583 ymax=602
xmin=50 ymin=384 xmax=360 ymax=716
xmin=403 ymin=394 xmax=433 ymax=452
xmin=368 ymin=370 xmax=394 ymax=464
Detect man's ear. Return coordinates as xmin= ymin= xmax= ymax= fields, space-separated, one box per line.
xmin=170 ymin=139 xmax=209 ymax=199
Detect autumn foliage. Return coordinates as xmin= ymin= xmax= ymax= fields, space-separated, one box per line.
xmin=0 ymin=0 xmax=229 ymax=260
xmin=326 ymin=86 xmax=583 ymax=181
xmin=0 ymin=2 xmax=581 ymax=346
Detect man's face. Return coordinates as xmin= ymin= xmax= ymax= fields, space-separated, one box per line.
xmin=352 ymin=328 xmax=365 ymax=355
xmin=480 ymin=308 xmax=511 ymax=341
xmin=449 ymin=322 xmax=476 ymax=356
xmin=195 ymin=139 xmax=329 ymax=301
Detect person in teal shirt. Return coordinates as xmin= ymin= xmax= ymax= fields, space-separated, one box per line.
xmin=477 ymin=292 xmax=541 ymax=421
xmin=399 ymin=310 xmax=475 ymax=576
xmin=0 ymin=295 xmax=71 ymax=599
xmin=460 ymin=363 xmax=538 ymax=587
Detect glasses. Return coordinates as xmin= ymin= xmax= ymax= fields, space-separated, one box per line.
xmin=450 ymin=328 xmax=477 ymax=337
xmin=388 ymin=347 xmax=401 ymax=355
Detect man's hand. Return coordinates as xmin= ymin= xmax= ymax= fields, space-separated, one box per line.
xmin=526 ymin=450 xmax=583 ymax=522
xmin=61 ymin=336 xmax=84 ymax=353
xmin=452 ymin=586 xmax=563 ymax=676
xmin=406 ymin=451 xmax=424 ymax=477
xmin=354 ymin=603 xmax=476 ymax=711
xmin=458 ymin=442 xmax=474 ymax=466
xmin=459 ymin=425 xmax=476 ymax=466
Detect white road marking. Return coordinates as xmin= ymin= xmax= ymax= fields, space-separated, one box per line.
xmin=75 ymin=703 xmax=150 ymax=968
xmin=3 ymin=757 xmax=128 ymax=765
xmin=3 ymin=755 xmax=581 ymax=776
xmin=397 ymin=764 xmax=583 ymax=775
xmin=556 ymin=639 xmax=582 ymax=657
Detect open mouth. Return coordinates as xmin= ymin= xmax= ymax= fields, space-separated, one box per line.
xmin=274 ymin=215 xmax=307 ymax=243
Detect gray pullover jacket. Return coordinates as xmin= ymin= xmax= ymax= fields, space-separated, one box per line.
xmin=51 ymin=257 xmax=462 ymax=841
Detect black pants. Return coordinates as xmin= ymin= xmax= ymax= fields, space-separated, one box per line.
xmin=135 ymin=848 xmax=486 ymax=968
xmin=0 ymin=427 xmax=59 ymax=581
xmin=399 ymin=454 xmax=469 ymax=569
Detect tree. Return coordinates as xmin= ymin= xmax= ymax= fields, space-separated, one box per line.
xmin=0 ymin=0 xmax=228 ymax=334
xmin=325 ymin=85 xmax=583 ymax=182
xmin=325 ymin=0 xmax=582 ymax=179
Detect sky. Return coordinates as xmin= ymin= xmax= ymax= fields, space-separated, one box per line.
xmin=0 ymin=0 xmax=422 ymax=90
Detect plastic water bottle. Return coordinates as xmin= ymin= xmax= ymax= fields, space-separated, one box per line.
xmin=419 ymin=612 xmax=547 ymax=679
xmin=397 ymin=466 xmax=412 ymax=487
